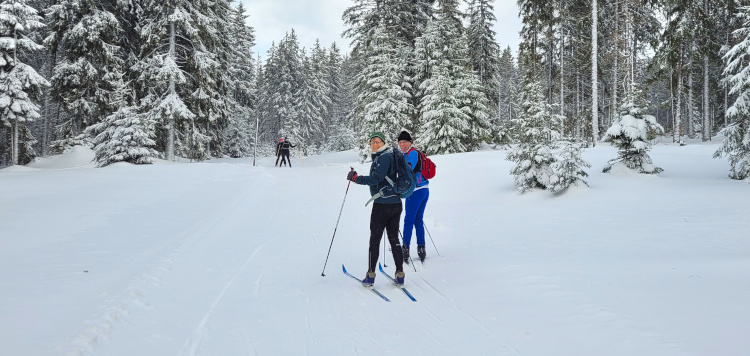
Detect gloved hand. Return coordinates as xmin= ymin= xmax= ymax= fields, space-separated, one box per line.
xmin=347 ymin=170 xmax=358 ymax=182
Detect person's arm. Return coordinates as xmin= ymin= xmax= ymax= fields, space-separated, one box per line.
xmin=355 ymin=153 xmax=392 ymax=186
xmin=405 ymin=150 xmax=418 ymax=171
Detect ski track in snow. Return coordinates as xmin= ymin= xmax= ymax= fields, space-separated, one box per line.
xmin=179 ymin=244 xmax=264 ymax=356
xmin=5 ymin=145 xmax=748 ymax=356
xmin=61 ymin=169 xmax=262 ymax=356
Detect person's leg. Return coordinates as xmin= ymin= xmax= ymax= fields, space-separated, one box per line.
xmin=414 ymin=189 xmax=430 ymax=247
xmin=384 ymin=203 xmax=404 ymax=272
xmin=285 ymin=152 xmax=292 ymax=167
xmin=280 ymin=154 xmax=287 ymax=166
xmin=368 ymin=204 xmax=388 ymax=273
xmin=402 ymin=195 xmax=418 ymax=248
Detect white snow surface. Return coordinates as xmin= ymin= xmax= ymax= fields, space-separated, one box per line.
xmin=1 ymin=140 xmax=749 ymax=356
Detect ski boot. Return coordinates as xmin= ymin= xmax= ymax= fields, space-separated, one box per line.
xmin=402 ymin=245 xmax=410 ymax=264
xmin=395 ymin=271 xmax=405 ymax=286
xmin=362 ymin=272 xmax=375 ymax=287
xmin=417 ymin=245 xmax=426 ymax=262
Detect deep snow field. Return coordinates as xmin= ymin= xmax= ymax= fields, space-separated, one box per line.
xmin=1 ymin=139 xmax=748 ymax=356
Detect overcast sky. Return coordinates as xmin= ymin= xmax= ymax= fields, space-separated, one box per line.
xmin=239 ymin=0 xmax=522 ymax=58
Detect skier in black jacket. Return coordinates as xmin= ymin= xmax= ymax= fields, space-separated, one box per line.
xmin=274 ymin=138 xmax=284 ymax=167
xmin=279 ymin=137 xmax=296 ymax=167
xmin=347 ymin=131 xmax=405 ymax=286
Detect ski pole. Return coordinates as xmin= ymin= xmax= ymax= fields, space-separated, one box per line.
xmin=383 ymin=231 xmax=388 ymax=268
xmin=321 ymin=171 xmax=353 ymax=277
xmin=423 ymin=222 xmax=441 ymax=257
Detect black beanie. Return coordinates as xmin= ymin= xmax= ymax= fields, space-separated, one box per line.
xmin=397 ymin=131 xmax=413 ymax=142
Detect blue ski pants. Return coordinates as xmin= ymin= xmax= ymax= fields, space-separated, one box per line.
xmin=402 ymin=188 xmax=429 ymax=247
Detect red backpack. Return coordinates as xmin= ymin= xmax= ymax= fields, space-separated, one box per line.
xmin=411 ymin=149 xmax=436 ymax=180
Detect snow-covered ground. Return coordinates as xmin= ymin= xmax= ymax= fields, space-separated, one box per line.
xmin=1 ymin=140 xmax=748 ymax=356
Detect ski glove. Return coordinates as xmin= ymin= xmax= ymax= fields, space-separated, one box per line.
xmin=347 ymin=170 xmax=358 ymax=182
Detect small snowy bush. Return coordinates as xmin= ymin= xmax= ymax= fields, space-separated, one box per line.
xmin=602 ymin=89 xmax=664 ymax=174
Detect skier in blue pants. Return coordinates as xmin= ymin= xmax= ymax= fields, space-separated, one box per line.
xmin=397 ymin=131 xmax=430 ymax=263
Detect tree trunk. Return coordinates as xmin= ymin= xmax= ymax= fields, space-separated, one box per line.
xmin=12 ymin=119 xmax=18 ymax=165
xmin=576 ymin=70 xmax=581 ymax=138
xmin=688 ymin=44 xmax=695 ymax=139
xmin=560 ymin=12 xmax=565 ymax=119
xmin=626 ymin=0 xmax=635 ymax=96
xmin=703 ymin=54 xmax=710 ymax=141
xmin=702 ymin=0 xmax=711 ymax=141
xmin=591 ymin=0 xmax=598 ymax=146
xmin=672 ymin=68 xmax=682 ymax=143
xmin=11 ymin=29 xmax=18 ymax=165
xmin=167 ymin=21 xmax=176 ymax=161
xmin=548 ymin=38 xmax=553 ymax=105
xmin=612 ymin=0 xmax=619 ymax=125
xmin=253 ymin=113 xmax=260 ymax=166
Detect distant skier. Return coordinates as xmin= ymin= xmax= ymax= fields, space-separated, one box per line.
xmin=279 ymin=137 xmax=296 ymax=167
xmin=346 ymin=131 xmax=405 ymax=286
xmin=274 ymin=138 xmax=284 ymax=167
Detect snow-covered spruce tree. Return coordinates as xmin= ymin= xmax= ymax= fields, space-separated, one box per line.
xmin=323 ymin=43 xmax=356 ymax=152
xmin=352 ymin=23 xmax=413 ymax=160
xmin=268 ymin=31 xmax=304 ymax=143
xmin=224 ymin=113 xmax=251 ymax=158
xmin=506 ymin=78 xmax=560 ymax=193
xmin=189 ymin=0 xmax=233 ymax=159
xmin=255 ymin=44 xmax=277 ymax=143
xmin=44 ymin=0 xmax=125 ymax=153
xmin=135 ymin=0 xmax=231 ymax=161
xmin=714 ymin=121 xmax=750 ymax=181
xmin=0 ymin=0 xmax=49 ymax=166
xmin=467 ymin=0 xmax=501 ymax=113
xmin=415 ymin=11 xmax=492 ymax=155
xmin=549 ymin=140 xmax=591 ymax=193
xmin=343 ymin=0 xmax=433 ymax=50
xmin=602 ymin=85 xmax=664 ymax=174
xmin=294 ymin=41 xmax=331 ymax=155
xmin=716 ymin=5 xmax=750 ymax=182
xmin=456 ymin=51 xmax=493 ymax=152
xmin=223 ymin=3 xmax=256 ymax=158
xmin=343 ymin=0 xmax=432 ymax=139
xmin=86 ymin=92 xmax=158 ymax=167
xmin=493 ymin=46 xmax=518 ymax=145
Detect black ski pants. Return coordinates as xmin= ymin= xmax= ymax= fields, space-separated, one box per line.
xmin=368 ymin=202 xmax=404 ymax=274
xmin=280 ymin=151 xmax=291 ymax=167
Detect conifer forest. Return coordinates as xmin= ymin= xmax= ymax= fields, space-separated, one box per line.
xmin=1 ymin=0 xmax=749 ymax=182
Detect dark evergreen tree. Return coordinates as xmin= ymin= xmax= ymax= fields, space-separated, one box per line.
xmin=224 ymin=3 xmax=256 ymax=158
xmin=495 ymin=46 xmax=519 ymax=144
xmin=352 ymin=22 xmax=413 ymax=159
xmin=0 ymin=0 xmax=49 ymax=165
xmin=467 ymin=0 xmax=501 ymax=111
xmin=44 ymin=0 xmax=125 ymax=152
xmin=134 ymin=0 xmax=232 ymax=161
xmin=715 ymin=3 xmax=750 ymax=182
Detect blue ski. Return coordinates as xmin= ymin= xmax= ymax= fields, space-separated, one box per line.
xmin=378 ymin=263 xmax=417 ymax=302
xmin=342 ymin=264 xmax=390 ymax=302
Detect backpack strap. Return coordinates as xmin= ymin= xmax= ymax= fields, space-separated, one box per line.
xmin=411 ymin=148 xmax=422 ymax=173
xmin=365 ymin=190 xmax=383 ymax=206
xmin=364 ymin=149 xmax=397 ymax=206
